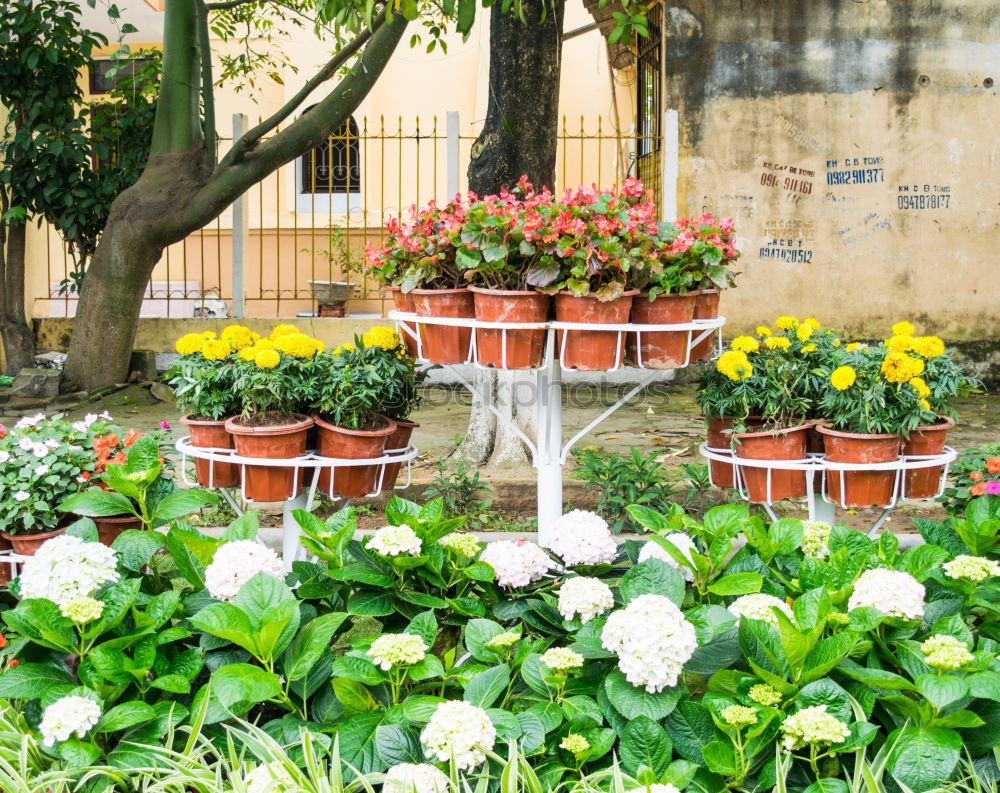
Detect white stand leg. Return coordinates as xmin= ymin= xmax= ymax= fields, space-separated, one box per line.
xmin=282 ymin=489 xmax=310 ymax=569
xmin=807 ymin=471 xmax=836 ymax=525
xmin=535 ymin=338 xmax=563 ymax=547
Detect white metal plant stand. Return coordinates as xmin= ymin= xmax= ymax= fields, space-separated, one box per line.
xmin=176 ymin=437 xmax=419 ymax=563
xmin=698 ymin=442 xmax=957 ymax=535
xmin=390 ymin=310 xmax=725 ymax=545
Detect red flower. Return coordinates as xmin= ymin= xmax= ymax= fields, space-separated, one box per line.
xmin=0 ymin=634 xmax=7 ymax=649
xmin=986 ymin=458 xmax=1000 ymax=474
xmin=969 ymin=471 xmax=983 ymax=481
xmin=8 ymin=659 xmax=18 ymax=668
xmin=122 ymin=429 xmax=143 ymax=448
xmin=971 ymin=482 xmax=987 ymax=497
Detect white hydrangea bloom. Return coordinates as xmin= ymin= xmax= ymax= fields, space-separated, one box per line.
xmin=721 ymin=705 xmax=758 ymax=728
xmin=601 ymin=594 xmax=698 ymax=693
xmin=420 ymin=700 xmax=496 ymax=771
xmin=59 ymin=596 xmax=104 ymax=625
xmin=243 ymin=761 xmax=297 ymax=793
xmin=560 ymin=733 xmax=590 ymax=755
xmin=728 ymin=594 xmax=794 ymax=627
xmin=384 ymin=763 xmax=450 ymax=793
xmin=801 ymin=521 xmax=832 ymax=560
xmin=486 ymin=631 xmax=521 ymax=649
xmin=921 ymin=634 xmax=974 ymax=671
xmin=39 ymin=695 xmax=101 ymax=746
xmin=780 ymin=705 xmax=850 ymax=750
xmin=368 ymin=633 xmax=427 ymax=670
xmin=369 ymin=525 xmax=423 ymax=557
xmin=204 ymin=540 xmax=285 ymax=602
xmin=438 ymin=532 xmax=481 ymax=557
xmin=557 ymin=576 xmax=614 ymax=623
xmin=637 ymin=534 xmax=697 ymax=582
xmin=19 ymin=535 xmax=119 ymax=606
xmin=541 ymin=647 xmax=585 ymax=673
xmin=480 ymin=539 xmax=550 ymax=588
xmin=548 ymin=510 xmax=618 ymax=566
xmin=847 ymin=569 xmax=925 ymax=620
xmin=942 ymin=555 xmax=1000 ymax=583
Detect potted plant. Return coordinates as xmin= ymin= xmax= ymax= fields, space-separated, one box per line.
xmin=883 ymin=322 xmax=981 ymax=497
xmin=366 ymin=198 xmax=472 ymax=364
xmin=311 ymin=336 xmax=397 ymax=498
xmin=698 ymin=331 xmax=811 ymax=502
xmin=225 ymin=327 xmax=325 ymax=502
xmin=0 ymin=412 xmax=107 ymax=558
xmin=60 ymin=432 xmax=217 ymax=543
xmin=363 ymin=238 xmax=418 ymax=356
xmin=816 ymin=338 xmax=927 ymax=507
xmin=455 ymin=177 xmax=553 ymax=369
xmin=165 ymin=325 xmax=253 ymax=488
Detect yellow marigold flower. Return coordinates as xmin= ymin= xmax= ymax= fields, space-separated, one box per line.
xmin=919 ymin=398 xmax=932 ymax=411
xmin=845 ymin=342 xmax=864 ymax=351
xmin=756 ymin=326 xmax=772 ymax=337
xmin=909 ymin=377 xmax=931 ymax=397
xmin=333 ymin=342 xmax=355 ymax=356
xmin=765 ymin=336 xmax=791 ymax=351
xmin=221 ymin=325 xmax=257 ymax=350
xmin=892 ymin=321 xmax=916 ymax=337
xmin=238 ymin=346 xmax=257 ymax=361
xmin=716 ymin=351 xmax=753 ymax=381
xmin=796 ymin=324 xmax=813 ymax=342
xmin=832 ymin=338 xmax=841 ymax=347
xmin=775 ymin=316 xmax=798 ymax=331
xmin=831 ymin=365 xmax=856 ymax=390
xmin=803 ymin=318 xmax=821 ymax=330
xmin=801 ymin=344 xmax=817 ymax=353
xmin=270 ymin=324 xmax=300 ymax=339
xmin=201 ymin=339 xmax=232 ymax=361
xmin=913 ymin=335 xmax=945 ymax=358
xmin=886 ymin=335 xmax=914 ymax=353
xmin=881 ymin=352 xmax=921 ymax=383
xmin=313 ymin=339 xmax=326 ymax=354
xmin=255 ymin=339 xmax=276 ymax=351
xmin=908 ymin=356 xmax=925 ymax=377
xmin=254 ymin=349 xmax=281 ymax=369
xmin=175 ymin=333 xmax=206 ymax=356
xmin=731 ymin=336 xmax=760 ymax=354
xmin=201 ymin=331 xmax=217 ymax=339
xmin=363 ymin=326 xmax=403 ymax=351
xmin=274 ymin=332 xmax=320 ymax=359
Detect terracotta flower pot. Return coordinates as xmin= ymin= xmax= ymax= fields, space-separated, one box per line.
xmin=691 ymin=289 xmax=721 ymax=361
xmin=706 ymin=416 xmax=737 ymax=488
xmin=315 ymin=414 xmax=396 ymax=498
xmin=628 ymin=292 xmax=697 ymax=368
xmin=411 ymin=288 xmax=475 ymax=364
xmin=555 ymin=290 xmax=637 ymax=370
xmin=818 ymin=426 xmax=902 ymax=508
xmin=734 ymin=423 xmax=811 ymax=503
xmin=469 ymin=287 xmax=550 ymax=369
xmin=902 ymin=416 xmax=956 ymax=498
xmin=0 ymin=532 xmax=13 ymax=586
xmin=383 ymin=419 xmax=419 ymax=490
xmin=225 ymin=414 xmax=314 ymax=502
xmin=1 ymin=525 xmax=67 ymax=557
xmin=181 ymin=415 xmax=240 ymax=488
xmin=92 ymin=514 xmax=144 ymax=547
xmin=387 ymin=285 xmax=420 ymax=357
xmin=806 ymin=423 xmax=826 ymax=455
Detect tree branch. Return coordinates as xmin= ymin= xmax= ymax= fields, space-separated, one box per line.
xmin=197 ymin=0 xmax=217 ymax=167
xmin=216 ymin=7 xmax=388 ymax=172
xmin=203 ymin=0 xmax=259 ymax=10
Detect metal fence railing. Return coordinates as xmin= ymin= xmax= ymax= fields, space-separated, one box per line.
xmin=38 ymin=113 xmax=661 ymax=319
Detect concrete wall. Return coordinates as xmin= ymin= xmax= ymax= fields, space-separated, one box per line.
xmin=668 ymin=0 xmax=998 ymax=339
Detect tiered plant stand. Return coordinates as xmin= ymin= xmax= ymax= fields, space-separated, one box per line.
xmin=176 ymin=438 xmax=419 ymax=562
xmin=698 ymin=442 xmax=957 ymax=535
xmin=390 ymin=310 xmax=726 ymax=546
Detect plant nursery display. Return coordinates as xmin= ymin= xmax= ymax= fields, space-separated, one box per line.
xmin=1 ymin=495 xmax=998 ymax=793
xmin=939 ymin=443 xmax=1000 ymax=517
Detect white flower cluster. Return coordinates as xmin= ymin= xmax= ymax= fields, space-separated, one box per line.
xmin=748 ymin=684 xmax=783 ymax=707
xmin=486 ymin=631 xmax=521 ymax=650
xmin=541 ymin=647 xmax=585 ymax=673
xmin=637 ymin=534 xmax=697 ymax=582
xmin=480 ymin=539 xmax=550 ymax=588
xmin=847 ymin=568 xmax=925 ymax=620
xmin=920 ymin=634 xmax=974 ymax=671
xmin=560 ymin=734 xmax=590 ymax=755
xmin=557 ymin=576 xmax=614 ymax=623
xmin=942 ymin=555 xmax=1000 ymax=583
xmin=243 ymin=761 xmax=297 ymax=793
xmin=601 ymin=594 xmax=698 ymax=693
xmin=368 ymin=633 xmax=428 ymax=670
xmin=438 ymin=532 xmax=481 ymax=557
xmin=728 ymin=594 xmax=793 ymax=627
xmin=420 ymin=700 xmax=496 ymax=771
xmin=60 ymin=595 xmax=104 ymax=625
xmin=19 ymin=535 xmax=119 ymax=606
xmin=369 ymin=525 xmax=423 ymax=557
xmin=384 ymin=763 xmax=450 ymax=793
xmin=204 ymin=540 xmax=285 ymax=602
xmin=548 ymin=510 xmax=618 ymax=566
xmin=39 ymin=695 xmax=101 ymax=746
xmin=71 ymin=412 xmax=112 ymax=434
xmin=780 ymin=705 xmax=850 ymax=750
xmin=721 ymin=705 xmax=758 ymax=728
xmin=801 ymin=521 xmax=832 ymax=560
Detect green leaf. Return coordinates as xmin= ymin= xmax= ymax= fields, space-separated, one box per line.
xmin=59 ymin=489 xmax=134 ymax=517
xmin=405 ymin=610 xmax=437 ymax=649
xmin=222 ymin=511 xmax=259 ymax=541
xmin=281 ymin=612 xmax=349 ymax=682
xmin=620 ymin=558 xmax=685 ymax=606
xmin=96 ymin=702 xmax=156 ymax=733
xmin=796 ymin=679 xmax=853 ymax=722
xmin=916 ymin=674 xmax=968 ymax=711
xmin=708 ymin=573 xmax=763 ymax=596
xmin=464 ymin=618 xmax=507 ymax=662
xmin=330 ymin=655 xmax=387 ymax=685
xmin=335 ymin=713 xmax=384 ymax=777
xmin=604 ymin=670 xmax=683 ymax=720
xmin=59 ymin=738 xmax=101 ymax=768
xmin=521 ymin=653 xmax=556 ymax=696
xmin=151 ymin=488 xmax=218 ymax=525
xmin=188 ymin=602 xmax=257 ymax=652
xmin=166 ymin=530 xmax=206 ymax=588
xmin=211 ymin=664 xmax=281 ymax=715
xmin=334 ymin=678 xmax=378 ymax=717
xmin=112 ymin=529 xmax=166 ymax=572
xmin=620 ymin=715 xmax=673 ymax=777
xmin=375 ymin=724 xmax=423 ymax=766
xmin=464 ymin=664 xmax=509 ymax=709
xmin=0 ymin=663 xmax=74 ymax=699
xmin=898 ymin=544 xmax=950 ymax=581
xmin=2 ymin=599 xmax=76 ymax=652
xmin=887 ymin=726 xmax=961 ymax=792
xmin=348 ymin=591 xmax=394 ymax=616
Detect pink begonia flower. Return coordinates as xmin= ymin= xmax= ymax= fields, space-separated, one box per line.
xmin=986 ymin=481 xmax=1000 ymax=496
xmin=160 ymin=421 xmax=171 ymax=430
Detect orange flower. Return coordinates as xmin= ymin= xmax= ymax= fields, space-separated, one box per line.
xmin=110 ymin=452 xmax=128 ymax=466
xmin=93 ymin=433 xmax=119 ymax=451
xmin=80 ymin=471 xmax=91 ymax=481
xmin=8 ymin=659 xmax=18 ymax=668
xmin=122 ymin=430 xmax=143 ymax=448
xmin=969 ymin=471 xmax=983 ymax=481
xmin=970 ymin=482 xmax=987 ymax=497
xmin=0 ymin=634 xmax=7 ymax=649
xmin=986 ymin=458 xmax=1000 ymax=474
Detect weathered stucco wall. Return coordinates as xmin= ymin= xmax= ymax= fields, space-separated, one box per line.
xmin=668 ymin=0 xmax=998 ymax=339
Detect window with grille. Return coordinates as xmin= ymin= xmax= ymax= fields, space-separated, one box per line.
xmin=300 ymin=110 xmax=361 ymax=194
xmin=635 ymin=3 xmax=662 ymax=200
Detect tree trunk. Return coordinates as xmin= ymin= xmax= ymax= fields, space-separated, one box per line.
xmin=457 ymin=0 xmax=565 ymax=467
xmin=0 ymin=220 xmax=36 ymax=375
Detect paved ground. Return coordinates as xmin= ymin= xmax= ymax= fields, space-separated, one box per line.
xmin=10 ymin=377 xmax=997 ymax=533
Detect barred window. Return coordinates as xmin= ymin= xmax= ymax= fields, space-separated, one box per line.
xmin=300 ymin=110 xmax=361 ymax=194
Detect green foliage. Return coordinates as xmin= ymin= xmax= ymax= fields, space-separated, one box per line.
xmin=421 ymin=461 xmax=494 ymax=530
xmin=939 ymin=443 xmax=1000 ymax=517
xmin=163 ymin=354 xmax=241 ymax=420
